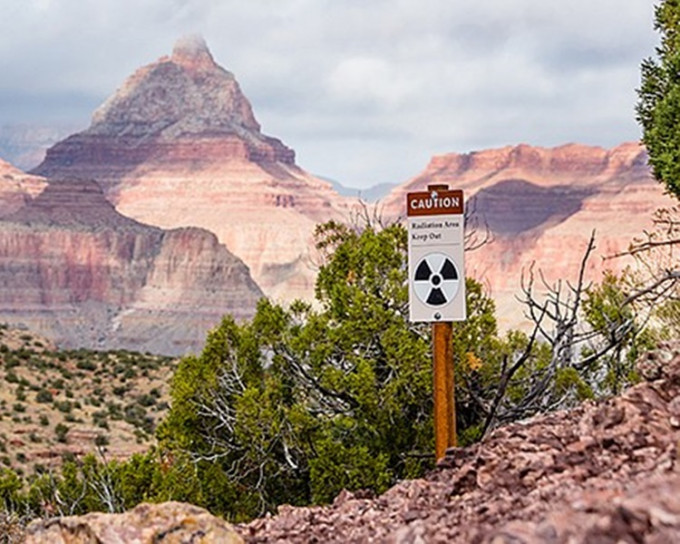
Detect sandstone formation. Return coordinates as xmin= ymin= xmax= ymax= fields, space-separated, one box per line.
xmin=239 ymin=345 xmax=680 ymax=542
xmin=33 ymin=36 xmax=351 ymax=303
xmin=383 ymin=142 xmax=677 ymax=329
xmin=23 ymin=36 xmax=677 ymax=327
xmin=24 ymin=501 xmax=244 ymax=544
xmin=0 ymin=177 xmax=263 ymax=355
xmin=0 ymin=157 xmax=46 ymax=217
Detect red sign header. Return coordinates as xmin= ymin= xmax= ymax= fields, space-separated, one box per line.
xmin=407 ymin=189 xmax=464 ymax=217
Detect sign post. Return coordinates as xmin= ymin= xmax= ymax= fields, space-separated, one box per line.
xmin=406 ymin=184 xmax=465 ymax=461
xmin=433 ymin=320 xmax=455 ymax=460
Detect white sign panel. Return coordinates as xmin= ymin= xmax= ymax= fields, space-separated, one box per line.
xmin=407 ymin=189 xmax=466 ymax=322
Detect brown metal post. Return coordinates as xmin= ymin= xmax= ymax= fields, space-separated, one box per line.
xmin=433 ymin=321 xmax=456 ymax=461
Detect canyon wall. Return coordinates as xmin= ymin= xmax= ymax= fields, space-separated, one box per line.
xmin=0 ymin=177 xmax=263 ymax=355
xmin=26 ymin=37 xmax=677 ymax=331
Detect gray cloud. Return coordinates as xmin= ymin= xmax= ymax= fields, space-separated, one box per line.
xmin=0 ymin=0 xmax=658 ymax=187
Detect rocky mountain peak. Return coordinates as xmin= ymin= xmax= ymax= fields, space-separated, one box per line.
xmin=170 ymin=34 xmax=216 ymax=70
xmin=87 ymin=37 xmax=261 ymax=139
xmin=34 ymin=36 xmax=298 ymax=181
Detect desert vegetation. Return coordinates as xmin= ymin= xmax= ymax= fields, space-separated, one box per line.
xmin=0 ymin=327 xmax=175 ymax=475
xmin=0 ymin=326 xmax=177 ymax=537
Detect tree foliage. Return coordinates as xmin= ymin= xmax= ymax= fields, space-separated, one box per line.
xmin=157 ymin=223 xmax=438 ymax=516
xmin=637 ymin=0 xmax=680 ymax=198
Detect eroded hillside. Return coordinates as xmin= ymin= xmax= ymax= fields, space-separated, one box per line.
xmin=0 ymin=325 xmax=175 ymax=476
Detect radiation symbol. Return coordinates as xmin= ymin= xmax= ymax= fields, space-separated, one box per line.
xmin=413 ymin=253 xmax=461 ymax=307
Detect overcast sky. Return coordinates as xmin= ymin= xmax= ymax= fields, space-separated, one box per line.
xmin=0 ymin=0 xmax=659 ymax=188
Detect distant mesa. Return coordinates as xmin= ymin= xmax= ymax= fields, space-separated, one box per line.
xmin=0 ymin=124 xmax=81 ymax=171
xmin=0 ymin=156 xmax=47 ymax=218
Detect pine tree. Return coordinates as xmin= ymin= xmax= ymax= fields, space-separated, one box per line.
xmin=637 ymin=0 xmax=680 ymax=198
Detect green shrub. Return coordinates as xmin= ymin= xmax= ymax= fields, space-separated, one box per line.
xmin=14 ymin=386 xmax=26 ymax=402
xmin=36 ymin=389 xmax=53 ymax=403
xmin=76 ymin=360 xmax=97 ymax=371
xmin=55 ymin=424 xmax=69 ymax=443
xmin=53 ymin=401 xmax=72 ymax=413
xmin=112 ymin=386 xmax=127 ymax=397
xmin=137 ymin=394 xmax=156 ymax=407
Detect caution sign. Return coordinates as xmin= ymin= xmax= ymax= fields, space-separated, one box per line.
xmin=407 ymin=188 xmax=466 ymax=322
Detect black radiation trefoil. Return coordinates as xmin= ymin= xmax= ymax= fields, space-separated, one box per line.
xmin=427 ymin=288 xmax=447 ymax=305
xmin=415 ymin=260 xmax=432 ymax=281
xmin=413 ymin=253 xmax=461 ymax=307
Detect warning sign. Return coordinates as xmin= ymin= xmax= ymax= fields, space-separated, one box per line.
xmin=407 ymin=188 xmax=466 ymax=322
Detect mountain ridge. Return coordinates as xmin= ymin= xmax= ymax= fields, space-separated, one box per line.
xmin=382 ymin=141 xmax=676 ymax=329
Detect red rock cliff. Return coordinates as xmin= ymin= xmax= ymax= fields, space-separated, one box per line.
xmin=0 ymin=158 xmax=46 ymax=217
xmin=0 ymin=177 xmax=263 ymax=355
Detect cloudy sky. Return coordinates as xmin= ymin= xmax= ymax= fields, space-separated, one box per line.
xmin=0 ymin=0 xmax=659 ymax=189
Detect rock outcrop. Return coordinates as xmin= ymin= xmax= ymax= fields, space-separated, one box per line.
xmin=24 ymin=502 xmax=244 ymax=544
xmin=0 ymin=157 xmax=46 ymax=217
xmin=32 ymin=36 xmax=351 ymax=303
xmin=0 ymin=177 xmax=263 ymax=355
xmin=383 ymin=142 xmax=677 ymax=328
xmin=239 ymin=347 xmax=680 ymax=542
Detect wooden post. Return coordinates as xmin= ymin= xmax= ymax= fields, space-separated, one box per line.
xmin=433 ymin=321 xmax=456 ymax=461
xmin=424 ymin=183 xmax=457 ymax=462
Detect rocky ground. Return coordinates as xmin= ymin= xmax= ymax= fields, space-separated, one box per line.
xmin=238 ymin=346 xmax=680 ymax=543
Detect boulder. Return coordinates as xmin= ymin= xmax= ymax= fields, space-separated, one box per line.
xmin=24 ymin=501 xmax=243 ymax=544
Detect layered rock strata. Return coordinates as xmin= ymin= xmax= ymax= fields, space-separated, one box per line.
xmin=0 ymin=177 xmax=263 ymax=355
xmin=383 ymin=142 xmax=677 ymax=328
xmin=0 ymin=157 xmax=46 ymax=217
xmin=33 ymin=36 xmax=350 ymax=303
